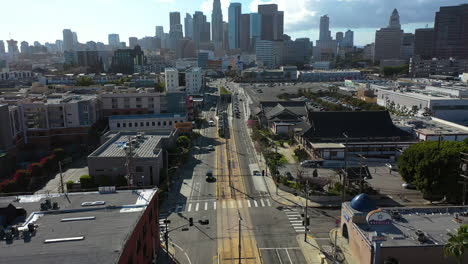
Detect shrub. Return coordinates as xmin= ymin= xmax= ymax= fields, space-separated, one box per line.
xmin=28 ymin=163 xmax=43 ymax=178
xmin=79 ymin=175 xmax=95 ymax=189
xmin=53 ymin=148 xmax=66 ymax=162
xmin=12 ymin=170 xmax=32 ymax=187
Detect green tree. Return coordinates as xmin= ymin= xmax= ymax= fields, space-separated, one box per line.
xmin=397 ymin=141 xmax=468 ymax=202
xmin=444 ymin=225 xmax=468 ymax=264
xmin=177 ymin=136 xmax=191 ymax=149
xmin=79 ymin=175 xmax=94 ymax=189
xmin=75 ymin=76 xmax=94 ymax=86
xmin=53 ymin=148 xmax=66 ymax=162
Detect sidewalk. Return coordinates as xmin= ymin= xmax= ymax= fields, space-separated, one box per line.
xmin=296 ymin=235 xmax=329 ymax=264
xmin=329 ymin=228 xmax=359 ymax=264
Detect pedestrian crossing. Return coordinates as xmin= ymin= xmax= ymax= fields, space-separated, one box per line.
xmin=172 ymin=198 xmax=272 ymax=213
xmin=283 ymin=208 xmax=306 ymax=233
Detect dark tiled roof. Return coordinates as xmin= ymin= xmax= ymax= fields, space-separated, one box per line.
xmin=303 ymin=111 xmax=410 ymax=140
xmin=260 ymin=101 xmax=308 ymax=118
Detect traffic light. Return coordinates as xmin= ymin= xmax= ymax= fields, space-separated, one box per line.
xmin=306 ymin=217 xmax=310 ymax=226
xmin=189 ymin=217 xmax=193 ymax=226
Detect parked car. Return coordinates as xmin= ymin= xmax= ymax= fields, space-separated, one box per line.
xmin=285 ymin=172 xmax=294 ymax=180
xmin=402 ymin=183 xmax=416 ymax=190
xmin=300 ymin=160 xmax=319 ymax=168
xmin=207 ymin=145 xmax=215 ymax=151
xmin=206 ymin=171 xmax=216 ymax=182
xmin=252 ymin=170 xmax=261 ymax=176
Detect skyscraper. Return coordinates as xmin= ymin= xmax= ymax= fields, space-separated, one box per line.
xmin=344 ymin=30 xmax=354 ymax=47
xmin=258 ymin=4 xmax=283 ymax=41
xmin=170 ymin=12 xmax=181 ymax=28
xmin=20 ymin=41 xmax=30 ymax=54
xmin=55 ymin=40 xmax=63 ymax=53
xmin=185 ymin=13 xmax=194 ymax=39
xmin=72 ymin=32 xmax=78 ymax=47
xmin=7 ymin=39 xmax=19 ymax=54
xmin=319 ymin=15 xmax=332 ymax=41
xmin=433 ymin=4 xmax=468 ymax=59
xmin=223 ymin=22 xmax=229 ymax=51
xmin=129 ymin=37 xmax=138 ymax=49
xmin=0 ymin=40 xmax=5 ymax=54
xmin=401 ymin=33 xmax=415 ymax=60
xmin=170 ymin=24 xmax=184 ymax=50
xmin=155 ymin=26 xmax=164 ymax=38
xmin=228 ymin=3 xmax=241 ymax=50
xmin=240 ymin=14 xmax=250 ymax=52
xmin=193 ymin=11 xmax=208 ymax=48
xmin=211 ymin=0 xmax=224 ymax=49
xmin=374 ymin=9 xmax=403 ymax=62
xmin=414 ymin=28 xmax=434 ymax=59
xmin=108 ymin=34 xmax=120 ymax=48
xmin=336 ymin=32 xmax=344 ymax=46
xmin=63 ymin=29 xmax=74 ymax=51
xmin=250 ymin=13 xmax=262 ymax=51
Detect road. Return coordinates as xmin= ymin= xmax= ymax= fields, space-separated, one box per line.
xmin=161 ymin=79 xmax=336 ymax=264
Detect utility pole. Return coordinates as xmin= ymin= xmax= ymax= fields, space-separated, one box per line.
xmin=461 ymin=152 xmax=468 ymax=205
xmin=165 ymin=150 xmax=170 ymax=200
xmin=58 ymin=161 xmax=64 ymax=193
xmin=341 ymin=132 xmax=349 ymax=203
xmin=238 ymin=210 xmax=242 ymax=264
xmin=125 ymin=136 xmax=134 ymax=187
xmin=304 ymin=179 xmax=309 ymax=242
xmin=165 ymin=216 xmax=169 ymax=259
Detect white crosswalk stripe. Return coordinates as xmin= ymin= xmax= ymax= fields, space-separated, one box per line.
xmin=182 ymin=199 xmax=273 ymax=212
xmin=266 ymin=199 xmax=271 ymax=207
xmin=254 ymin=200 xmax=258 ymax=207
xmin=284 ymin=208 xmax=306 ymax=233
xmin=214 ymin=201 xmax=216 ymax=210
xmin=222 ymin=201 xmax=227 ymax=209
xmin=247 ymin=200 xmax=251 ymax=207
xmin=260 ymin=199 xmax=265 ymax=207
xmin=237 ymin=200 xmax=243 ymax=208
xmin=187 ymin=203 xmax=192 ymax=212
xmin=204 ymin=202 xmax=208 ymax=211
xmin=195 ymin=203 xmax=199 ymax=211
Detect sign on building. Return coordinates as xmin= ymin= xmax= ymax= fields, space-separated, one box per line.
xmin=366 ymin=209 xmax=392 ymax=225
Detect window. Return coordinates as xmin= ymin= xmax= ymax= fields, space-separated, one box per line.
xmin=135 ymin=123 xmax=138 ymax=127
xmin=158 ymin=121 xmax=161 ymax=126
xmin=146 ymin=122 xmax=150 ymax=126
xmin=163 ymin=121 xmax=167 ymax=126
xmin=136 ymin=166 xmax=143 ymax=172
xmin=141 ymin=122 xmax=144 ymax=126
xmin=174 ymin=121 xmax=178 ymax=124
xmin=136 ymin=98 xmax=142 ymax=102
xmin=117 ymin=123 xmax=121 ymax=128
xmin=129 ymin=123 xmax=132 ymax=127
xmin=152 ymin=122 xmax=155 ymax=126
xmin=169 ymin=121 xmax=172 ymax=126
xmin=123 ymin=123 xmax=127 ymax=128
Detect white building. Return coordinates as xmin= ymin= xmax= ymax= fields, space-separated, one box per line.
xmin=185 ymin=67 xmax=202 ymax=94
xmin=108 ymin=113 xmax=187 ymax=132
xmin=299 ymin=70 xmax=361 ymax=82
xmin=255 ymin=40 xmax=283 ymax=69
xmin=165 ymin=68 xmax=179 ymax=92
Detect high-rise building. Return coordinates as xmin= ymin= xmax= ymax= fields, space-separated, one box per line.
xmin=55 ymin=40 xmax=63 ymax=53
xmin=319 ymin=15 xmax=332 ymax=41
xmin=250 ymin=13 xmax=262 ymax=50
xmin=176 ymin=38 xmax=196 ymax=59
xmin=336 ymin=32 xmax=344 ymax=46
xmin=255 ymin=40 xmax=283 ymax=68
xmin=108 ymin=34 xmax=120 ymax=48
xmin=374 ymin=9 xmax=403 ymax=62
xmin=414 ymin=28 xmax=434 ymax=59
xmin=170 ymin=24 xmax=184 ymax=50
xmin=63 ymin=29 xmax=74 ymax=51
xmin=7 ymin=39 xmax=19 ymax=54
xmin=401 ymin=33 xmax=415 ymax=60
xmin=258 ymin=4 xmax=284 ymax=41
xmin=240 ymin=14 xmax=251 ymax=52
xmin=86 ymin=41 xmax=97 ymax=51
xmin=129 ymin=37 xmax=138 ymax=49
xmin=223 ymin=22 xmax=229 ymax=51
xmin=0 ymin=40 xmax=5 ymax=54
xmin=155 ymin=26 xmax=164 ymax=38
xmin=433 ymin=4 xmax=468 ymax=59
xmin=184 ymin=13 xmax=194 ymax=39
xmin=72 ymin=32 xmax=78 ymax=47
xmin=228 ymin=3 xmax=241 ymax=50
xmin=212 ymin=0 xmax=223 ymax=49
xmin=283 ymin=39 xmax=308 ymax=66
xmin=111 ymin=46 xmax=145 ymax=74
xmin=20 ymin=41 xmax=30 ymax=54
xmin=344 ymin=30 xmax=354 ymax=47
xmin=170 ymin=12 xmax=181 ymax=28
xmin=193 ymin=11 xmax=210 ymax=49
xmin=77 ymin=50 xmax=102 ymax=73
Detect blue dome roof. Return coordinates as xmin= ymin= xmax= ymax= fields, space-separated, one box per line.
xmin=350 ymin=194 xmax=376 ymax=212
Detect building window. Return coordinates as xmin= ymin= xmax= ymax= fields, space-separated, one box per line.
xmin=117 ymin=123 xmax=121 ymax=128
xmin=169 ymin=121 xmax=172 ymax=126
xmin=152 ymin=122 xmax=155 ymax=126
xmin=141 ymin=122 xmax=144 ymax=126
xmin=163 ymin=121 xmax=167 ymax=126
xmin=135 ymin=123 xmax=138 ymax=127
xmin=136 ymin=166 xmax=143 ymax=172
xmin=158 ymin=121 xmax=161 ymax=126
xmin=129 ymin=123 xmax=132 ymax=127
xmin=174 ymin=121 xmax=178 ymax=124
xmin=123 ymin=123 xmax=127 ymax=128
xmin=146 ymin=122 xmax=150 ymax=126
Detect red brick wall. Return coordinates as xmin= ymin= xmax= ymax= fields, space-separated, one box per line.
xmin=118 ymin=191 xmax=160 ymax=264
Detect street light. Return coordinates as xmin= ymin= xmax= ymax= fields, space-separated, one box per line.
xmin=341 ymin=132 xmax=349 ymax=203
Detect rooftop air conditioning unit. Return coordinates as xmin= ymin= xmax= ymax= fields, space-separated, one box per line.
xmin=416 ymin=230 xmax=429 ymax=243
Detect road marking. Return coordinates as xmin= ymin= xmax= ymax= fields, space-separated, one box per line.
xmin=275 ymin=249 xmax=284 ymax=264
xmin=290 ymin=220 xmax=302 ymax=223
xmin=285 ymin=248 xmax=293 ymax=264
xmin=230 ymin=200 xmax=235 ymax=208
xmin=214 ymin=201 xmax=216 ymax=210
xmin=254 ymin=200 xmax=258 ymax=207
xmin=204 ymin=202 xmax=208 ymax=211
xmin=266 ymin=199 xmax=271 ymax=207
xmin=260 ymin=199 xmax=265 ymax=207
xmin=291 ymin=223 xmax=303 ymax=226
xmin=195 ymin=203 xmax=199 ymax=212
xmin=237 ymin=200 xmax=243 ymax=208
xmin=222 ymin=201 xmax=226 ymax=209
xmin=258 ymin=247 xmax=301 ymax=250
xmin=188 ymin=203 xmax=192 ymax=212
xmin=247 ymin=200 xmax=251 ymax=207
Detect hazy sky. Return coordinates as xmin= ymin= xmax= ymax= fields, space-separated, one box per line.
xmin=0 ymin=0 xmax=465 ymax=47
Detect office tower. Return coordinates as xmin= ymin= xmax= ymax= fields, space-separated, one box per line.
xmin=111 ymin=46 xmax=145 ymax=74
xmin=258 ymin=4 xmax=283 ymax=41
xmin=344 ymin=30 xmax=354 ymax=47
xmin=255 ymin=40 xmax=283 ymax=68
xmin=363 ymin=43 xmax=375 ymax=60
xmin=212 ymin=0 xmax=224 ymax=49
xmin=155 ymin=26 xmax=164 ymax=38
xmin=108 ymin=34 xmax=120 ymax=48
xmin=77 ymin=50 xmax=102 ymax=73
xmin=63 ymin=29 xmax=74 ymax=51
xmin=170 ymin=12 xmax=181 ymax=28
xmin=129 ymin=37 xmax=138 ymax=49
xmin=7 ymin=39 xmax=19 ymax=54
xmin=319 ymin=15 xmax=332 ymax=41
xmin=250 ymin=13 xmax=262 ymax=51
xmin=433 ymin=4 xmax=468 ymax=59
xmin=374 ymin=9 xmax=403 ymax=62
xmin=414 ymin=28 xmax=434 ymax=59
xmin=170 ymin=24 xmax=184 ymax=50
xmin=0 ymin=40 xmax=5 ymax=54
xmin=401 ymin=33 xmax=414 ymax=60
xmin=240 ymin=14 xmax=250 ymax=52
xmin=223 ymin=22 xmax=229 ymax=50
xmin=55 ymin=40 xmax=63 ymax=53
xmin=228 ymin=3 xmax=241 ymax=50
xmin=33 ymin=41 xmax=41 ymax=47
xmin=20 ymin=41 xmax=30 ymax=54
xmin=283 ymin=39 xmax=308 ymax=65
xmin=86 ymin=41 xmax=97 ymax=51
xmin=336 ymin=32 xmax=344 ymax=46
xmin=185 ymin=13 xmax=194 ymax=39
xmin=176 ymin=38 xmax=196 ymax=59
xmin=119 ymin=42 xmax=126 ymax=48
xmin=202 ymin=21 xmax=211 ymax=43
xmin=193 ymin=11 xmax=208 ymax=48
xmin=72 ymin=32 xmax=78 ymax=46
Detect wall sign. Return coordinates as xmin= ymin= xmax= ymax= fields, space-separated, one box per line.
xmin=366 ymin=209 xmax=392 ymax=225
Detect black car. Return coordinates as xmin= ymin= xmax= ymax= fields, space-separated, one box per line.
xmin=206 ymin=171 xmax=216 ymax=182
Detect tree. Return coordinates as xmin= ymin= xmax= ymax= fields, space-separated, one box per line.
xmin=294 ymin=147 xmax=309 ymax=162
xmin=53 ymin=148 xmax=66 ymax=162
xmin=79 ymin=175 xmax=94 ymax=189
xmin=444 ymin=225 xmax=468 ymax=264
xmin=177 ymin=136 xmax=191 ymax=149
xmin=397 ymin=141 xmax=468 ymax=202
xmin=75 ymin=76 xmax=94 ymax=86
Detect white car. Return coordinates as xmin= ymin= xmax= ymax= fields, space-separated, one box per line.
xmin=207 ymin=145 xmax=215 ymax=151
xmin=402 ymin=183 xmax=416 ymax=189
xmin=252 ymin=170 xmax=261 ymax=176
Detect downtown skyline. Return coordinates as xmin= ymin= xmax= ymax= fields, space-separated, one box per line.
xmin=1 ymin=0 xmax=465 ymax=46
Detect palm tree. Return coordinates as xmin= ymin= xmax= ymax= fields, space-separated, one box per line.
xmin=444 ymin=225 xmax=468 ymax=264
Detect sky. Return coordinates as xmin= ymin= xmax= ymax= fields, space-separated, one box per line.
xmin=0 ymin=0 xmax=466 ymax=47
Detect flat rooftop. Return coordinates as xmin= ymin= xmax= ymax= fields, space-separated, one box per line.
xmin=355 ymin=206 xmax=468 ymax=248
xmin=0 ymin=189 xmax=157 ymax=264
xmin=109 ymin=113 xmax=186 ymax=120
xmin=394 ymin=117 xmax=468 ymax=135
xmin=89 ymin=132 xmax=172 ymax=158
